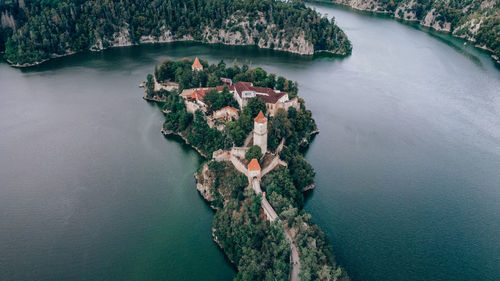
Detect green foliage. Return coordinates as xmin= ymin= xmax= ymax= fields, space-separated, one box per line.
xmin=243 ymin=97 xmax=266 ymax=118
xmin=213 ymin=199 xmax=290 ymax=281
xmin=154 ymin=58 xmax=300 ymax=100
xmin=163 ymin=94 xmax=192 ymax=132
xmin=145 ymin=74 xmax=154 ymax=97
xmin=262 ymin=167 xmax=304 ymax=214
xmin=186 ymin=110 xmax=225 ymax=156
xmin=204 ymin=88 xmax=238 ymax=112
xmin=1 ymin=0 xmax=351 ymax=65
xmin=268 ymin=105 xmax=317 ymax=152
xmin=278 ymin=146 xmax=315 ymax=191
xmin=289 ymin=154 xmax=315 ymax=190
xmin=292 ymin=212 xmax=350 ymax=281
xmin=226 ymin=116 xmax=250 ymax=147
xmin=209 ymin=161 xmax=290 ymax=280
xmin=318 ymin=0 xmax=499 ymax=59
xmin=155 ymin=59 xmax=291 ymax=151
xmin=208 ymin=161 xmax=248 ymax=205
xmin=261 ymin=166 xmax=344 ymax=280
xmin=182 ymin=57 xmax=345 ymax=280
xmin=245 ymin=145 xmax=262 ymax=162
xmin=225 ymin=97 xmax=265 ymax=146
xmin=268 ymin=109 xmax=292 ymax=151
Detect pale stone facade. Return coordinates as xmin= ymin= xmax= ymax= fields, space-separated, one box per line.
xmin=253 ymin=111 xmax=268 ymax=154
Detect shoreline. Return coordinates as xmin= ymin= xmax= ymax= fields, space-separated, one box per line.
xmin=146 ymin=59 xmax=348 ymax=280
xmin=161 ymin=128 xmax=208 ymax=158
xmin=309 ymin=0 xmax=500 ymax=65
xmin=5 ymin=38 xmax=348 ymax=69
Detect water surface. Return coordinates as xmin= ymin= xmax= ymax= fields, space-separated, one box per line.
xmin=1 ymin=3 xmax=499 ymax=281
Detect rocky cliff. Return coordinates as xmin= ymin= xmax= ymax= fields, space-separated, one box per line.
xmin=91 ymin=12 xmax=318 ymax=56
xmin=1 ymin=0 xmax=352 ymax=67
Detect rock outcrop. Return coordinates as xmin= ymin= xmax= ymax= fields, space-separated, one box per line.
xmin=1 ymin=10 xmax=15 ymax=29
xmin=315 ymin=0 xmax=499 ymax=63
xmin=89 ymin=12 xmax=319 ymax=56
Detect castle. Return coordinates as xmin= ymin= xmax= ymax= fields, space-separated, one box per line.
xmin=218 ymin=81 xmax=299 ymax=117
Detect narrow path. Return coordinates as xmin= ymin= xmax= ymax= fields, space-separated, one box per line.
xmin=252 ymin=178 xmax=300 ymax=281
xmin=285 ymin=229 xmax=300 ymax=281
xmin=225 ymin=153 xmax=300 ymax=280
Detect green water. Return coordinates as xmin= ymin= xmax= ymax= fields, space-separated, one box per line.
xmin=1 ymin=3 xmax=499 ymax=281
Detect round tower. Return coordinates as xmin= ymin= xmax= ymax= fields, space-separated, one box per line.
xmin=253 ymin=110 xmax=267 ymax=154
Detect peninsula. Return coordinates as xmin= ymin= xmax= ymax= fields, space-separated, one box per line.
xmin=0 ymin=0 xmax=351 ymax=67
xmin=142 ymin=57 xmax=350 ymax=281
xmin=311 ymin=0 xmax=500 ymax=64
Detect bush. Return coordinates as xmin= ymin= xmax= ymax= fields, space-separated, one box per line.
xmin=245 ymin=145 xmax=262 ymax=162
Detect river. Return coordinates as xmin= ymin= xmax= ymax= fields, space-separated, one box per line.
xmin=0 ymin=3 xmax=499 ymax=281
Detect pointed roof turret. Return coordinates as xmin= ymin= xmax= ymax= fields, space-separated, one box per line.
xmin=254 ymin=110 xmax=267 ymax=123
xmin=248 ymin=158 xmax=261 ymax=171
xmin=192 ymin=57 xmax=203 ymax=71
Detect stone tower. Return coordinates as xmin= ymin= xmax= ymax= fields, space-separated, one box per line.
xmin=253 ymin=110 xmax=267 ymax=154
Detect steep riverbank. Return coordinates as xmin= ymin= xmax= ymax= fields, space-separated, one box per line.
xmin=310 ymin=0 xmax=500 ymax=64
xmin=161 ymin=128 xmax=208 ymax=158
xmin=0 ymin=0 xmax=351 ymax=67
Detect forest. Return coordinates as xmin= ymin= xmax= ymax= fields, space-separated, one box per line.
xmin=315 ymin=0 xmax=499 ymax=59
xmin=0 ymin=0 xmax=352 ymax=66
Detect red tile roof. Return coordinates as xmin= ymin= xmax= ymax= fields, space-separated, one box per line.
xmin=232 ymin=81 xmax=287 ymax=104
xmin=192 ymin=57 xmax=202 ymax=69
xmin=248 ymin=159 xmax=261 ymax=171
xmin=254 ymin=110 xmax=267 ymax=123
xmin=191 ymin=89 xmax=208 ymax=101
xmin=221 ymin=106 xmax=238 ymax=113
xmin=216 ymin=85 xmax=235 ymax=92
xmin=234 ymin=81 xmax=253 ymax=95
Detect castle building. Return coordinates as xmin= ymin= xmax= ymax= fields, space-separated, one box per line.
xmin=213 ymin=106 xmax=238 ymax=121
xmin=217 ymin=81 xmax=298 ymax=116
xmin=253 ymin=110 xmax=267 ymax=154
xmin=192 ymin=57 xmax=203 ymax=71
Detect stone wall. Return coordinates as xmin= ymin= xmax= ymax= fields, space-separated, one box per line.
xmin=231 ymin=147 xmax=249 ymax=159
xmin=213 ymin=150 xmax=231 ymax=162
xmin=230 ymin=155 xmax=249 ymax=177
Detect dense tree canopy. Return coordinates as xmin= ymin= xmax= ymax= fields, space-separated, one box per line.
xmin=318 ymin=0 xmax=499 ymax=59
xmin=245 ymin=145 xmax=262 ymax=162
xmin=206 ymin=161 xmax=290 ymax=280
xmin=0 ymin=0 xmax=352 ymax=65
xmin=204 ymin=88 xmax=238 ymax=112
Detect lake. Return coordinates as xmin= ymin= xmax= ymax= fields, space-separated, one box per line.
xmin=1 ymin=3 xmax=499 ymax=281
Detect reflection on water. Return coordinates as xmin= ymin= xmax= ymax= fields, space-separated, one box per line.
xmin=1 ymin=3 xmax=499 ymax=281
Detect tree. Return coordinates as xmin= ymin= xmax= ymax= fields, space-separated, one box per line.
xmin=276 ymin=76 xmax=286 ymax=91
xmin=262 ymin=167 xmax=303 ymax=212
xmin=289 ymin=156 xmax=315 ymax=190
xmin=146 ymin=73 xmax=154 ymax=97
xmin=207 ymin=73 xmax=220 ymax=87
xmin=226 ymin=121 xmax=247 ymax=147
xmin=204 ymin=88 xmax=238 ymax=112
xmin=268 ymin=109 xmax=292 ymax=151
xmin=245 ymin=145 xmax=262 ymax=162
xmin=243 ymin=97 xmax=266 ymax=118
